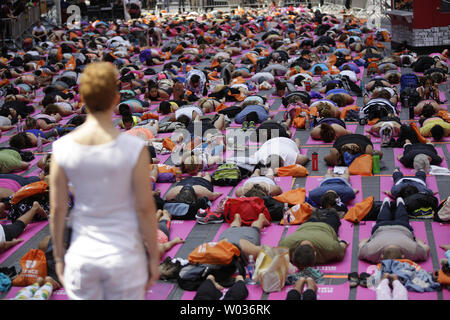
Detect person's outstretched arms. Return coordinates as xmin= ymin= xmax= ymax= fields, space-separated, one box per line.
xmin=0 ymin=239 xmax=24 ymax=253
xmin=133 ymin=147 xmax=160 ymax=290
xmin=49 ymin=160 xmax=70 ymax=287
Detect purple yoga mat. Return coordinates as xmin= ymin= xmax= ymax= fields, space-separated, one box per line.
xmin=379 ymin=175 xmax=440 ymax=202
xmin=305 ymin=125 xmax=357 ymax=145
xmin=161 ymin=220 xmax=196 ymax=260
xmin=431 ymin=222 xmax=450 ymax=260
xmin=146 ymin=282 xmax=175 ymax=300
xmin=0 ymin=221 xmax=49 ymax=264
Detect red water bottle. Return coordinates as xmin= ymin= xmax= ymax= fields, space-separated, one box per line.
xmin=312 ymin=152 xmax=318 ymax=171
xmin=305 ymin=80 xmax=311 ymax=92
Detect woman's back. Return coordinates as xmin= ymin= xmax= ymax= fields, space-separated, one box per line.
xmin=52 ymin=132 xmax=146 ymax=258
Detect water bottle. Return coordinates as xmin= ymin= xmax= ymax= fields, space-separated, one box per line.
xmin=312 ymin=152 xmax=318 ymax=171
xmin=372 ymin=153 xmax=380 ymax=174
xmin=246 ymin=255 xmax=256 ymax=285
xmin=17 ymin=121 xmax=23 ymax=133
xmin=360 ymin=79 xmax=365 ymax=96
xmin=37 ymin=135 xmax=43 ymax=153
xmin=304 ymin=80 xmax=311 ymax=92
xmin=305 ymin=115 xmax=310 ymax=130
xmin=182 ymin=63 xmax=186 ymax=74
xmin=310 ymin=115 xmax=315 ymax=129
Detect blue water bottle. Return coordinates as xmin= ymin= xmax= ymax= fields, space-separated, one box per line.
xmin=246 ymin=255 xmax=256 ymax=285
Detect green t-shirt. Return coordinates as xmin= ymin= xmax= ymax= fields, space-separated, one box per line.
xmin=278 ymin=222 xmax=345 ymax=264
xmin=0 ymin=149 xmax=22 ymax=174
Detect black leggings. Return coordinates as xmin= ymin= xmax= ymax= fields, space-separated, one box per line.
xmin=194 ymin=279 xmax=249 ymax=300
xmin=286 ymin=289 xmax=317 ymax=300
xmin=1 ymin=220 xmax=26 ymax=241
xmin=158 ymin=219 xmax=170 ymax=238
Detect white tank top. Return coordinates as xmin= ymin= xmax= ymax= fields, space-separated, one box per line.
xmin=52 ymin=132 xmax=147 ymax=259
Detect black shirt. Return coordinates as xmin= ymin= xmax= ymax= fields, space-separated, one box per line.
xmin=400 ymin=144 xmax=442 ymax=168
xmin=333 ymin=134 xmax=372 ymax=151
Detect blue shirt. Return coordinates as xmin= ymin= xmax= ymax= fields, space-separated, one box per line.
xmin=309 ymin=178 xmax=356 ymax=205
xmin=234 ymin=105 xmax=269 ymax=124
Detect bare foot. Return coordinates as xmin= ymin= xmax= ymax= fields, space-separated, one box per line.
xmin=45 ymin=276 xmax=61 ymax=290
xmin=206 ymin=275 xmax=224 ymax=291
xmin=440 ymin=245 xmax=450 ymax=251
xmin=172 ymin=237 xmax=184 ymax=245
xmin=294 ymin=277 xmax=306 ymax=293
xmin=32 ymin=201 xmax=47 ymax=219
xmin=390 ymin=274 xmax=399 ymax=283
xmin=154 ymin=189 xmax=161 ymax=197
xmin=232 ymin=213 xmax=242 ymax=225
xmin=381 ymin=273 xmax=390 ymax=281
xmin=306 ymin=277 xmax=318 ymax=293
xmin=161 ymin=210 xmax=171 ymax=221
xmin=156 ymin=209 xmax=163 ymax=221
xmin=258 ymin=213 xmax=270 ymax=227
xmin=235 ymin=275 xmax=245 ymax=282
xmin=35 ymin=277 xmax=45 ymax=287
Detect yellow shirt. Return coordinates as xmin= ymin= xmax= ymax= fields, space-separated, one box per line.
xmin=420 ymin=118 xmax=450 ymax=137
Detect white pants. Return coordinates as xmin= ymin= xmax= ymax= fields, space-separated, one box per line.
xmin=64 ymin=251 xmax=148 ymax=300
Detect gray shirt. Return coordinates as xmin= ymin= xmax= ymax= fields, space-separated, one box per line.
xmin=358 ymin=225 xmax=429 ymax=263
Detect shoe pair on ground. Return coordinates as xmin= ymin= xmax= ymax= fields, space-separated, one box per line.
xmin=242 ymin=121 xmax=256 ymax=131
xmin=196 ymin=208 xmax=224 ymax=224
xmin=348 ymin=272 xmax=371 ymax=288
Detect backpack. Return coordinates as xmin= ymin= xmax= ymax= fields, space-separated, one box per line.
xmin=163 ymin=196 xmax=211 ymax=220
xmin=400 ymin=73 xmax=419 ymax=92
xmin=400 ymin=87 xmax=421 ymax=108
xmin=177 ymin=264 xmax=209 ymax=291
xmin=405 ymin=192 xmax=439 ymax=219
xmin=211 ymin=163 xmax=242 ymax=186
xmin=262 ymin=196 xmax=285 ymax=221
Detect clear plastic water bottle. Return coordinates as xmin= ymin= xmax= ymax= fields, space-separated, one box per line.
xmin=37 ymin=135 xmax=43 ymax=153
xmin=246 ymin=255 xmax=256 ymax=285
xmin=17 ymin=121 xmax=23 ymax=133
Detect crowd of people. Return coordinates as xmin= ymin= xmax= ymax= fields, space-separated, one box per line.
xmin=0 ymin=2 xmax=449 ymax=301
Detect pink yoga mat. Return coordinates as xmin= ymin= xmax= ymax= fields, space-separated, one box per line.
xmin=0 ymin=221 xmax=49 ymax=264
xmin=146 ymin=282 xmax=175 ymax=300
xmin=260 ymin=224 xmax=286 ymax=247
xmin=431 ymin=222 xmax=450 ymax=260
xmin=356 ymin=286 xmax=438 ymax=300
xmin=305 ymin=125 xmax=357 ymax=145
xmin=210 ymin=185 xmax=234 ymax=210
xmin=304 ymin=176 xmax=362 ymax=208
xmin=267 ymin=283 xmax=350 ymax=300
xmin=409 ymin=221 xmax=434 ymax=271
xmin=181 ymin=283 xmax=264 ymax=300
xmin=379 ymin=175 xmax=440 ymax=202
xmin=156 ymin=182 xmax=173 ymax=197
xmin=161 ymin=220 xmax=196 ymax=260
xmin=393 ymin=147 xmax=448 ymax=176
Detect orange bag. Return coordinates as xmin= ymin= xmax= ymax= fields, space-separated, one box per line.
xmin=56 ymin=47 xmax=63 ymax=61
xmin=162 ymin=137 xmax=176 ymax=151
xmin=349 ymin=154 xmax=373 ymax=176
xmin=11 ymin=181 xmax=48 ymax=205
xmin=437 ymin=270 xmax=450 ymax=285
xmin=340 ymin=105 xmax=359 ymax=120
xmin=12 ymin=249 xmax=47 ymax=286
xmin=437 ymin=110 xmax=450 ymax=122
xmin=280 ymin=202 xmax=313 ymax=225
xmin=141 ymin=112 xmax=159 ymax=120
xmin=343 ymin=196 xmax=374 ymax=223
xmin=410 ymin=122 xmax=429 ymax=144
xmin=293 ymin=116 xmax=306 ymax=129
xmin=273 ymin=188 xmax=306 ymax=205
xmin=276 ymin=164 xmax=309 ymax=177
xmin=215 ymin=103 xmax=228 ymax=112
xmin=188 ymin=240 xmax=240 ymax=265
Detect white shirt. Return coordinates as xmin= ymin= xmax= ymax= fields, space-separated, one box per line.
xmin=52 ymin=133 xmax=147 ymax=259
xmin=175 ymin=105 xmax=203 ymax=120
xmin=340 ymin=70 xmax=357 ymax=83
xmin=252 ymin=137 xmax=299 ymax=166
